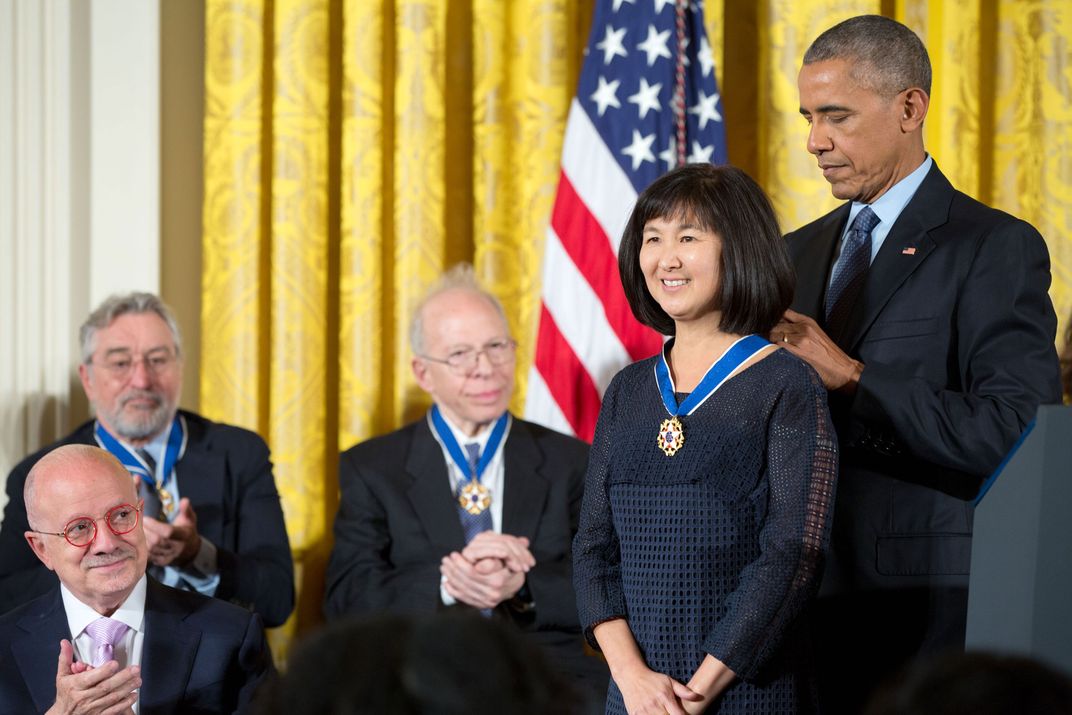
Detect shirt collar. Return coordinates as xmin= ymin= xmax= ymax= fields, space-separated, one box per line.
xmin=61 ymin=574 xmax=148 ymax=637
xmin=140 ymin=418 xmax=174 ymax=464
xmin=848 ymin=154 xmax=933 ymax=228
xmin=432 ymin=408 xmax=508 ymax=451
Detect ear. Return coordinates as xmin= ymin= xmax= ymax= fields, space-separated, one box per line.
xmin=412 ymin=357 xmax=433 ymax=392
xmin=24 ymin=532 xmax=56 ymax=571
xmin=78 ymin=363 xmax=95 ymax=402
xmin=899 ymin=87 xmax=929 ymax=132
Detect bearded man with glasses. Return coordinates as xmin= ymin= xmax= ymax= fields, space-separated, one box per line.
xmin=0 ymin=445 xmax=271 ymax=714
xmin=324 ymin=264 xmax=609 ymax=712
xmin=0 ymin=293 xmax=294 ymax=629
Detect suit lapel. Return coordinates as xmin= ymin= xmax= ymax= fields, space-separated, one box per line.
xmin=500 ymin=420 xmax=549 ymax=540
xmin=789 ymin=204 xmax=849 ymax=320
xmin=171 ymin=417 xmax=225 ymax=542
xmin=839 ymin=165 xmax=953 ymax=351
xmin=12 ymin=590 xmax=71 ymax=712
xmin=406 ymin=418 xmax=466 ymax=552
xmin=139 ymin=580 xmax=200 ymax=715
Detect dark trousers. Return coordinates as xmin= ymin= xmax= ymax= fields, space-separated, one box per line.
xmin=813 ymin=587 xmax=968 ymax=714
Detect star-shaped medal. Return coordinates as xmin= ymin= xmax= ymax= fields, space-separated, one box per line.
xmin=657 ymin=416 xmax=685 ymax=456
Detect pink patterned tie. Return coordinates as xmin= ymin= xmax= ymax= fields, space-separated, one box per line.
xmin=84 ymin=617 xmax=130 ymax=667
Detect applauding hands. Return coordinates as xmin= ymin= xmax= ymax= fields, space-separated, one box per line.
xmin=46 ymin=639 xmax=139 ymax=715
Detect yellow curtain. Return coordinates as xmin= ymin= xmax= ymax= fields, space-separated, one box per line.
xmin=730 ymin=0 xmax=1072 ymax=337
xmin=202 ymin=0 xmax=1072 ymax=658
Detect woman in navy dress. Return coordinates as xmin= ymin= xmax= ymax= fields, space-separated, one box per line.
xmin=573 ymin=164 xmax=838 ymax=714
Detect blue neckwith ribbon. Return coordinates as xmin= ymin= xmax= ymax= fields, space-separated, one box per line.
xmin=94 ymin=416 xmax=187 ymax=516
xmin=430 ymin=406 xmax=509 ymax=482
xmin=655 ymin=334 xmax=771 ymax=417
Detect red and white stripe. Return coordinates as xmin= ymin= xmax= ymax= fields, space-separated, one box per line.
xmin=525 ymin=99 xmax=663 ymax=441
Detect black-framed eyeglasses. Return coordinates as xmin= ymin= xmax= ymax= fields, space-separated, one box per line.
xmin=420 ymin=338 xmax=517 ymax=375
xmin=30 ymin=502 xmax=143 ymax=547
xmin=88 ymin=349 xmax=179 ymax=381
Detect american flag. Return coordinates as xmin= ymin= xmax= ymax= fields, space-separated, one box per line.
xmin=524 ymin=0 xmax=728 ymax=441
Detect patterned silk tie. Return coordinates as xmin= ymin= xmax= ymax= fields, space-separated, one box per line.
xmin=458 ymin=443 xmax=494 ymax=616
xmin=457 ymin=443 xmax=493 ymax=543
xmin=825 ymin=206 xmax=880 ymax=339
xmin=84 ymin=617 xmax=129 ymax=667
xmin=137 ymin=448 xmax=163 ymax=520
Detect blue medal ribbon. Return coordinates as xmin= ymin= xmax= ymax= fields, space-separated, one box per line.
xmin=654 ymin=334 xmax=771 ymax=417
xmin=94 ymin=415 xmax=187 ymax=514
xmin=430 ymin=406 xmax=510 ymax=483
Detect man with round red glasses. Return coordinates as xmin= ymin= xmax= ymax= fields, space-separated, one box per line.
xmin=0 ymin=444 xmax=271 ymax=713
xmin=30 ymin=502 xmax=144 ymax=548
xmin=0 ymin=292 xmax=293 ymax=628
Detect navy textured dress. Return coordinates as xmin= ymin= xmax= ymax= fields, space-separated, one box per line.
xmin=573 ymin=347 xmax=837 ymax=714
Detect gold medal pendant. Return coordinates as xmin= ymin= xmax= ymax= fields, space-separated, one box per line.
xmin=657 ymin=416 xmax=685 ymax=457
xmin=157 ymin=487 xmax=175 ymax=521
xmin=458 ymin=480 xmax=492 ymax=515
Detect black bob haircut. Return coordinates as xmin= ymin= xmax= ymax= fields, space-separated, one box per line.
xmin=618 ymin=163 xmax=795 ymax=337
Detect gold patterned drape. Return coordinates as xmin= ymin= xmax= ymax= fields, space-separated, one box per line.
xmin=730 ymin=0 xmax=1072 ymax=339
xmin=202 ymin=0 xmax=1072 ymax=657
xmin=202 ymin=0 xmax=595 ymax=658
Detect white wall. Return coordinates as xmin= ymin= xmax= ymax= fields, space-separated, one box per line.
xmin=0 ymin=0 xmax=161 ymax=516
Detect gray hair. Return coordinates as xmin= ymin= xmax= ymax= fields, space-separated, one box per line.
xmin=79 ymin=292 xmax=183 ymax=364
xmin=409 ymin=263 xmax=509 ymax=355
xmin=803 ymin=15 xmax=931 ymax=97
xmin=24 ymin=465 xmax=41 ymax=530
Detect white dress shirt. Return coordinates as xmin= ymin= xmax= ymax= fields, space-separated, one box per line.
xmin=828 ymin=154 xmax=934 ymax=287
xmin=427 ymin=410 xmax=512 ymax=606
xmin=62 ymin=575 xmax=147 ymax=714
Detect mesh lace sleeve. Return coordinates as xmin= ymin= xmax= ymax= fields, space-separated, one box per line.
xmin=702 ymin=363 xmax=838 ymax=679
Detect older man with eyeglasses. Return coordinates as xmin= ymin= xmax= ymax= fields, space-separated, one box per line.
xmin=0 ymin=445 xmax=271 ymax=714
xmin=324 ymin=264 xmax=608 ymax=711
xmin=0 ymin=293 xmax=294 ymax=628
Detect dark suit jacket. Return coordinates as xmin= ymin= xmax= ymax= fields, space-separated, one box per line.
xmin=324 ymin=416 xmax=595 ymax=665
xmin=0 ymin=410 xmax=295 ymax=626
xmin=786 ymin=162 xmax=1061 ymax=594
xmin=0 ymin=578 xmax=272 ymax=714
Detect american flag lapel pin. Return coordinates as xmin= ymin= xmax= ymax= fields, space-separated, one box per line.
xmin=902 ymin=247 xmax=917 ymax=255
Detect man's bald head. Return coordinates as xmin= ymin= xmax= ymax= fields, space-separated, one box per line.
xmin=25 ymin=446 xmax=134 ymax=529
xmin=23 ymin=444 xmax=147 ymax=616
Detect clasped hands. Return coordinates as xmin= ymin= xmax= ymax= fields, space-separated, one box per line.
xmin=140 ymin=496 xmax=202 ymax=568
xmin=617 ymin=657 xmax=736 ymax=715
xmin=439 ymin=531 xmax=534 ymax=610
xmin=616 ymin=662 xmax=705 ymax=715
xmin=46 ymin=639 xmax=139 ymax=715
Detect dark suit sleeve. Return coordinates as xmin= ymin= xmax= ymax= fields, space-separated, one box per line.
xmin=851 ymin=219 xmax=1061 ymax=478
xmin=323 ymin=449 xmax=440 ymax=619
xmin=513 ymin=435 xmax=587 ymax=632
xmin=572 ymin=373 xmax=628 ymax=648
xmin=232 ymin=612 xmax=273 ymax=714
xmin=212 ymin=431 xmax=295 ymax=628
xmin=0 ymin=458 xmax=60 ymax=613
